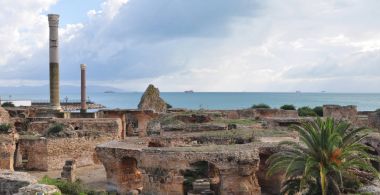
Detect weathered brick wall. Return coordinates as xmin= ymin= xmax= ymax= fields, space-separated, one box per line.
xmin=0 ymin=107 xmax=10 ymax=123
xmin=221 ymin=109 xmax=299 ymax=119
xmin=28 ymin=118 xmax=123 ymax=138
xmin=368 ymin=113 xmax=380 ymax=129
xmin=46 ymin=136 xmax=114 ymax=170
xmin=323 ymin=105 xmax=357 ymax=121
xmin=0 ymin=136 xmax=15 ymax=170
xmin=16 ymin=138 xmax=48 ymax=171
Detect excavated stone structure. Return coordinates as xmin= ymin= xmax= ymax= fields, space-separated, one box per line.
xmin=96 ymin=141 xmax=261 ymax=195
xmin=323 ymin=105 xmax=358 ymax=122
xmin=14 ymin=118 xmax=122 ymax=171
xmin=61 ymin=160 xmax=76 ymax=182
xmin=0 ymin=106 xmax=10 ymax=123
xmin=99 ymin=109 xmax=159 ymax=137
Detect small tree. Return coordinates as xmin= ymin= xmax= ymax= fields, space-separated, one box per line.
xmin=280 ymin=104 xmax=296 ymax=110
xmin=251 ymin=103 xmax=271 ymax=109
xmin=313 ymin=106 xmax=324 ymax=117
xmin=47 ymin=124 xmax=64 ymax=135
xmin=166 ymin=103 xmax=173 ymax=109
xmin=1 ymin=102 xmax=15 ymax=107
xmin=0 ymin=123 xmax=11 ymax=134
xmin=267 ymin=118 xmax=379 ymax=194
xmin=298 ymin=106 xmax=317 ymax=117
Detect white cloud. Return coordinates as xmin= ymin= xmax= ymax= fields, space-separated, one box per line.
xmin=0 ymin=0 xmax=57 ymax=66
xmin=1 ymin=0 xmax=380 ymax=93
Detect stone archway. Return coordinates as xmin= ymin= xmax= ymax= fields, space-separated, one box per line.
xmin=183 ymin=161 xmax=221 ymax=195
xmin=257 ymin=148 xmax=284 ymax=195
xmin=119 ymin=157 xmax=143 ymax=193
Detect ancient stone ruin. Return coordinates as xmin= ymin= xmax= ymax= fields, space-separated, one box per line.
xmin=61 ymin=160 xmax=76 ymax=182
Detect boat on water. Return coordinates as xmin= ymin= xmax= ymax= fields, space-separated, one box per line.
xmin=104 ymin=91 xmax=115 ymax=94
xmin=184 ymin=90 xmax=194 ymax=93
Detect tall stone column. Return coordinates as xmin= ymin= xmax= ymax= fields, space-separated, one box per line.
xmin=48 ymin=14 xmax=61 ymax=110
xmin=80 ymin=64 xmax=87 ymax=113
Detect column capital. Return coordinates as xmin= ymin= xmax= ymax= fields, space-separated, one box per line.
xmin=80 ymin=64 xmax=87 ymax=70
xmin=48 ymin=14 xmax=60 ymax=27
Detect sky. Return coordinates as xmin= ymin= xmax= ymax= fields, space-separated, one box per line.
xmin=0 ymin=0 xmax=380 ymax=92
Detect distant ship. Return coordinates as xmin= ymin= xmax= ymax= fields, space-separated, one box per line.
xmin=184 ymin=90 xmax=194 ymax=93
xmin=104 ymin=91 xmax=115 ymax=94
xmin=295 ymin=90 xmax=301 ymax=93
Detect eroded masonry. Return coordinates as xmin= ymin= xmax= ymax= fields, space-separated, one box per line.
xmin=2 ymin=84 xmax=380 ymax=194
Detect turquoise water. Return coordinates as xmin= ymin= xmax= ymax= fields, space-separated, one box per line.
xmin=1 ymin=92 xmax=380 ymax=111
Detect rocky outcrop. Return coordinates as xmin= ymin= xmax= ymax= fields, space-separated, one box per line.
xmin=0 ymin=170 xmax=60 ymax=195
xmin=17 ymin=184 xmax=61 ymax=195
xmin=0 ymin=170 xmax=37 ymax=194
xmin=138 ymin=84 xmax=167 ymax=113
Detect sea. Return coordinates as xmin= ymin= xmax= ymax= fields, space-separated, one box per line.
xmin=1 ymin=92 xmax=380 ymax=111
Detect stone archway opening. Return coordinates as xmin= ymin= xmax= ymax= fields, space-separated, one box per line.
xmin=257 ymin=149 xmax=284 ymax=195
xmin=182 ymin=161 xmax=221 ymax=195
xmin=365 ymin=143 xmax=380 ymax=171
xmin=120 ymin=157 xmax=143 ymax=193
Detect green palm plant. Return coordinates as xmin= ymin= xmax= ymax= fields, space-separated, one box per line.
xmin=267 ymin=117 xmax=379 ymax=195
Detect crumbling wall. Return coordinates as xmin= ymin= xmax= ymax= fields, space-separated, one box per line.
xmin=28 ymin=118 xmax=122 ymax=138
xmin=96 ymin=142 xmax=261 ymax=195
xmin=0 ymin=136 xmax=16 ymax=170
xmin=221 ymin=109 xmax=299 ymax=119
xmin=46 ymin=135 xmax=113 ymax=170
xmin=0 ymin=106 xmax=10 ymax=123
xmin=16 ymin=138 xmax=48 ymax=171
xmin=323 ymin=105 xmax=357 ymax=121
xmin=368 ymin=112 xmax=380 ymax=129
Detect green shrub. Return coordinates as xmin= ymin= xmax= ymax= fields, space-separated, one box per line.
xmin=313 ymin=106 xmax=323 ymax=117
xmin=166 ymin=103 xmax=173 ymax=109
xmin=1 ymin=102 xmax=15 ymax=107
xmin=280 ymin=104 xmax=296 ymax=110
xmin=0 ymin=123 xmax=11 ymax=133
xmin=251 ymin=103 xmax=271 ymax=109
xmin=298 ymin=106 xmax=317 ymax=117
xmin=47 ymin=124 xmax=64 ymax=135
xmin=40 ymin=176 xmax=86 ymax=195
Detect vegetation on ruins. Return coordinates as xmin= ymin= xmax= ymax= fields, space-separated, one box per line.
xmin=297 ymin=106 xmax=318 ymax=117
xmin=1 ymin=102 xmax=15 ymax=107
xmin=40 ymin=176 xmax=109 ymax=195
xmin=47 ymin=123 xmax=64 ymax=135
xmin=267 ymin=118 xmax=379 ymax=195
xmin=313 ymin=106 xmax=324 ymax=117
xmin=0 ymin=123 xmax=11 ymax=134
xmin=166 ymin=103 xmax=173 ymax=109
xmin=280 ymin=104 xmax=296 ymax=110
xmin=251 ymin=103 xmax=271 ymax=109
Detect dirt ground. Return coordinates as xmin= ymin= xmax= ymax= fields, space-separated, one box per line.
xmin=28 ymin=164 xmax=107 ymax=191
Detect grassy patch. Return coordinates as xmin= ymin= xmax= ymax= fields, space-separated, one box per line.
xmin=252 ymin=128 xmax=293 ymax=138
xmin=39 ymin=176 xmax=109 ymax=195
xmin=0 ymin=123 xmax=11 ymax=134
xmin=202 ymin=129 xmax=254 ymax=139
xmin=212 ymin=118 xmax=257 ymax=126
xmin=159 ymin=115 xmax=185 ymax=126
